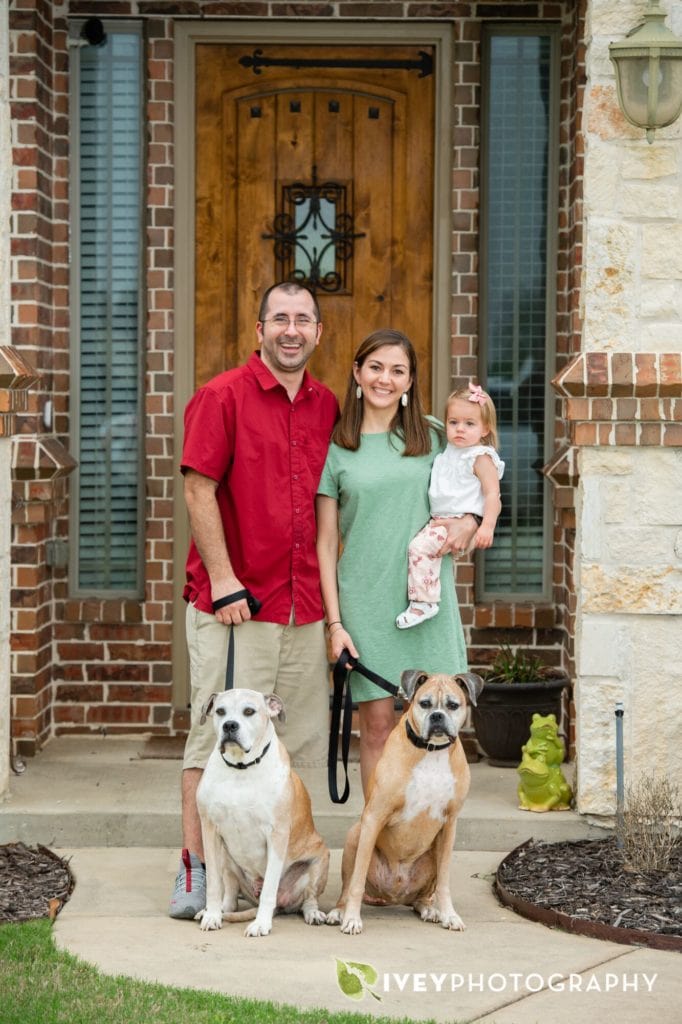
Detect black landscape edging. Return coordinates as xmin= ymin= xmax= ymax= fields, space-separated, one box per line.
xmin=495 ymin=840 xmax=682 ymax=954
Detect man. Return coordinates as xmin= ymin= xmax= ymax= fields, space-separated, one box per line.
xmin=169 ymin=282 xmax=339 ymax=919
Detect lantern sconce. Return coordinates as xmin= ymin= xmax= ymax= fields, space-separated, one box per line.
xmin=609 ymin=0 xmax=682 ymax=143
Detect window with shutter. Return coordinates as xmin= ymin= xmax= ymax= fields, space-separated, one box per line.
xmin=478 ymin=27 xmax=559 ymax=599
xmin=69 ymin=25 xmax=144 ymax=596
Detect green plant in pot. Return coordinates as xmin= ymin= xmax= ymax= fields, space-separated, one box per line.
xmin=471 ymin=645 xmax=570 ymax=767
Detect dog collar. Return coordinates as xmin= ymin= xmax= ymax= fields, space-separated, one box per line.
xmin=220 ymin=740 xmax=272 ymax=770
xmin=405 ymin=719 xmax=455 ymax=752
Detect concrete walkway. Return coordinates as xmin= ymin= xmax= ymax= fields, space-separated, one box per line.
xmin=2 ymin=737 xmax=680 ymax=1022
xmin=55 ymin=847 xmax=680 ymax=1023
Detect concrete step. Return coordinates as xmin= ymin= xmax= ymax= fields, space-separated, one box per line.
xmin=0 ymin=736 xmax=607 ymax=851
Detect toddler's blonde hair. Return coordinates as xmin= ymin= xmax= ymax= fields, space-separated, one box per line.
xmin=446 ymin=382 xmax=499 ymax=450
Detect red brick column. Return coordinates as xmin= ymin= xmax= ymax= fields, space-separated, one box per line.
xmin=0 ymin=347 xmax=41 ymax=763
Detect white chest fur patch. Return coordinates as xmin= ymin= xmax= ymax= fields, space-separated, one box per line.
xmin=400 ymin=751 xmax=456 ymax=824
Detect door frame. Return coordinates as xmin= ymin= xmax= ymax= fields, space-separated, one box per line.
xmin=172 ymin=21 xmax=454 ymax=707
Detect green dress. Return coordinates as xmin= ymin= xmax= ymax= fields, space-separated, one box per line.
xmin=317 ymin=428 xmax=468 ymax=701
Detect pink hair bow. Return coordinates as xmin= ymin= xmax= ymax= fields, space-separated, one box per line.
xmin=468 ymin=382 xmax=488 ymax=406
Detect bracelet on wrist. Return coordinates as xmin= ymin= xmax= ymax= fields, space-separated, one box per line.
xmin=328 ymin=623 xmax=344 ymax=636
xmin=326 ymin=619 xmax=342 ymax=632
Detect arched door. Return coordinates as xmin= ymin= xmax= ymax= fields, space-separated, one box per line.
xmin=194 ymin=43 xmax=436 ymax=403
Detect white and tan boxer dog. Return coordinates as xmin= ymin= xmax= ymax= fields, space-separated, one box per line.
xmin=196 ymin=688 xmax=329 ymax=937
xmin=327 ymin=669 xmax=484 ymax=935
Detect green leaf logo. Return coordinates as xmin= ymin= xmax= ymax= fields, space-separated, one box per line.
xmin=335 ymin=958 xmax=382 ymax=1001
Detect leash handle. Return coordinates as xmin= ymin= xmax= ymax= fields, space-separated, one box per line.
xmin=213 ymin=589 xmax=262 ymax=616
xmin=327 ymin=650 xmax=401 ymax=805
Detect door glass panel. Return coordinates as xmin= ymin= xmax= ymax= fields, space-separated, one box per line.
xmin=263 ymin=167 xmax=364 ymax=293
xmin=294 ymin=196 xmax=336 ymax=280
xmin=72 ymin=26 xmax=144 ymax=596
xmin=479 ymin=30 xmax=557 ymax=599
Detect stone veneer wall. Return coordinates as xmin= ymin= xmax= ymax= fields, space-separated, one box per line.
xmin=8 ymin=0 xmax=584 ymax=753
xmin=560 ymin=0 xmax=682 ymax=814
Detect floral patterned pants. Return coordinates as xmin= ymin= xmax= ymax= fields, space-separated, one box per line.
xmin=406 ymin=520 xmax=449 ymax=603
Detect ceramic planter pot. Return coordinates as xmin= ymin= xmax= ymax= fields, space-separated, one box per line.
xmin=471 ymin=675 xmax=570 ymax=767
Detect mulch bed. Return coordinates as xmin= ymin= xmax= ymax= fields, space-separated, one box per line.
xmin=496 ymin=837 xmax=682 ymax=952
xmin=0 ymin=843 xmax=75 ymax=924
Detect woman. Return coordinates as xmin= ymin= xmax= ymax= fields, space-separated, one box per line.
xmin=316 ymin=328 xmax=477 ymax=794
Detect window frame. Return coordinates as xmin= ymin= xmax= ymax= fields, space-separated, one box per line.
xmin=477 ymin=22 xmax=561 ymax=603
xmin=68 ymin=19 xmax=146 ymax=599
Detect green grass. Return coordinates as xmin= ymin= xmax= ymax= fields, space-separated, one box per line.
xmin=0 ymin=920 xmax=435 ymax=1024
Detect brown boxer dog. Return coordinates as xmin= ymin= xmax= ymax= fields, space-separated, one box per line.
xmin=326 ymin=669 xmax=484 ymax=935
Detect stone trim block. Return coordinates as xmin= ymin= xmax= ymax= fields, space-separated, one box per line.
xmin=0 ymin=346 xmax=40 ymax=437
xmin=12 ymin=436 xmax=76 ymax=480
xmin=552 ymin=351 xmax=682 ymax=399
xmin=551 ymin=352 xmax=682 ymax=447
xmin=543 ymin=444 xmax=579 ymax=487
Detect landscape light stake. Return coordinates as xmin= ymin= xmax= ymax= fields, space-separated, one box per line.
xmin=615 ymin=700 xmax=625 ymax=847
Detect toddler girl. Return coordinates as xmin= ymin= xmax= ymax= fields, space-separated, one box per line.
xmin=396 ymin=382 xmax=504 ymax=629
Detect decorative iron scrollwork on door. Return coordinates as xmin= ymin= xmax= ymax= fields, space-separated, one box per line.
xmin=262 ymin=166 xmax=365 ymax=293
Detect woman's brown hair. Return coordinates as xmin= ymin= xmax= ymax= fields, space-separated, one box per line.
xmin=332 ymin=328 xmax=436 ymax=456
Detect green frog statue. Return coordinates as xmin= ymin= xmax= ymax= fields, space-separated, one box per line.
xmin=517 ymin=713 xmax=573 ymax=812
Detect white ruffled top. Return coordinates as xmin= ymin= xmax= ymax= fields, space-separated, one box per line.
xmin=428 ymin=444 xmax=505 ymax=518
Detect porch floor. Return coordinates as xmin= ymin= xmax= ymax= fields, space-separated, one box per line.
xmin=0 ymin=735 xmax=605 ymax=850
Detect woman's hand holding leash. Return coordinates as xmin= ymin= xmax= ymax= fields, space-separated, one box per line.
xmin=327 ymin=622 xmax=359 ymax=661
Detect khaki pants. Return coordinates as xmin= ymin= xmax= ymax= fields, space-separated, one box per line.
xmin=182 ymin=603 xmax=329 ymax=770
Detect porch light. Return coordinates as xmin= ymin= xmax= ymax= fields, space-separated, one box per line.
xmin=609 ymin=0 xmax=682 ymax=143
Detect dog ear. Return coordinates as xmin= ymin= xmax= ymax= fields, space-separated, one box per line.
xmin=199 ymin=692 xmax=219 ymax=724
xmin=454 ymin=672 xmax=485 ymax=707
xmin=264 ymin=693 xmax=286 ymax=723
xmin=400 ymin=669 xmax=430 ymax=701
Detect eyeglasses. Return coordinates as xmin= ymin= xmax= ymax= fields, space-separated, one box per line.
xmin=261 ymin=315 xmax=318 ymax=329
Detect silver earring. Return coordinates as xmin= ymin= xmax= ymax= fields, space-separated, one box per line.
xmin=356 ymin=385 xmax=362 ymax=399
xmin=401 ymin=392 xmax=409 ymax=407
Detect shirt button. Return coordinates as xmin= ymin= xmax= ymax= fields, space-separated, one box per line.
xmin=292 ymin=440 xmax=297 ymax=446
xmin=293 ymin=474 xmax=298 ymax=480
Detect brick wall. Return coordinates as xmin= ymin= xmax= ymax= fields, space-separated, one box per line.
xmin=9 ymin=0 xmax=586 ymax=752
xmin=9 ymin=0 xmax=71 ymax=754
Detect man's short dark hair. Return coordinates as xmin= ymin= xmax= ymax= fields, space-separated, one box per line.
xmin=258 ymin=282 xmax=321 ymax=324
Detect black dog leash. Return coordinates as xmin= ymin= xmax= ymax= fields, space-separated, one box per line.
xmin=328 ymin=648 xmax=402 ymax=804
xmin=212 ymin=590 xmax=262 ymax=690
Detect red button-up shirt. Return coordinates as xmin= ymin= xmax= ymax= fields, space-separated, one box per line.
xmin=182 ymin=352 xmax=339 ymax=623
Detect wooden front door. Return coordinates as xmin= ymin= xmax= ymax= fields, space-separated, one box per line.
xmin=194 ymin=43 xmax=436 ymax=405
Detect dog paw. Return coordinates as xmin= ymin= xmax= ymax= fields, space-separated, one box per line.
xmin=340 ymin=915 xmax=364 ymax=935
xmin=441 ymin=912 xmax=465 ymax=931
xmin=245 ymin=918 xmax=272 ymax=937
xmin=197 ymin=909 xmax=223 ymax=931
xmin=417 ymin=904 xmax=440 ymax=923
xmin=303 ymin=908 xmax=327 ymax=926
xmin=325 ymin=908 xmax=342 ymax=926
